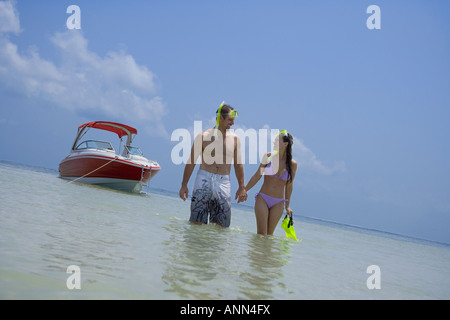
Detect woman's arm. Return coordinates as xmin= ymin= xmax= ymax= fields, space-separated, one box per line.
xmin=245 ymin=165 xmax=264 ymax=192
xmin=245 ymin=153 xmax=271 ymax=191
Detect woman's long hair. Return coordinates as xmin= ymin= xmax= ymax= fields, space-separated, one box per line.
xmin=282 ymin=133 xmax=294 ymax=183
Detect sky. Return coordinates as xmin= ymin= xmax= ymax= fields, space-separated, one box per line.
xmin=1 ymin=0 xmax=449 ymax=244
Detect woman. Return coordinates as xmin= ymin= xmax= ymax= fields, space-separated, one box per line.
xmin=245 ymin=130 xmax=297 ymax=235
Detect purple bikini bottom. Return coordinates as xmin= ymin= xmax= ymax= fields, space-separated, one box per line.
xmin=255 ymin=192 xmax=286 ymax=209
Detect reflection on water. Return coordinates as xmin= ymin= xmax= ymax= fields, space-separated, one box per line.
xmin=161 ymin=219 xmax=294 ymax=299
xmin=161 ymin=221 xmax=229 ymax=299
xmin=238 ymin=235 xmax=293 ymax=299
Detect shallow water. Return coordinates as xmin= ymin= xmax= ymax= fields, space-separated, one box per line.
xmin=1 ymin=161 xmax=449 ymax=299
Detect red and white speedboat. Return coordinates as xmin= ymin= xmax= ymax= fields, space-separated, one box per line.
xmin=59 ymin=121 xmax=161 ymax=193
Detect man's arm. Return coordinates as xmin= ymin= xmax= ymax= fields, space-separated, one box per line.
xmin=233 ymin=135 xmax=247 ymax=203
xmin=179 ymin=133 xmax=203 ymax=201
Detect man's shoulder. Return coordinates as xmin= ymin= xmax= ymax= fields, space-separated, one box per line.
xmin=195 ymin=128 xmax=215 ymax=139
xmin=201 ymin=128 xmax=215 ymax=134
xmin=227 ymin=131 xmax=240 ymax=139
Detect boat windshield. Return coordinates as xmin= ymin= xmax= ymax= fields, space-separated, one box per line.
xmin=125 ymin=146 xmax=144 ymax=156
xmin=75 ymin=140 xmax=114 ymax=151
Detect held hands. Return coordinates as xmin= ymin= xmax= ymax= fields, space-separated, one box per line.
xmin=235 ymin=186 xmax=248 ymax=203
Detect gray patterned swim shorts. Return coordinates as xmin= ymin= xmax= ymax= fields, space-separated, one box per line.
xmin=189 ymin=169 xmax=231 ymax=227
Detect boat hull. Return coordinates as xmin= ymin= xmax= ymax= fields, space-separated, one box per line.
xmin=59 ymin=155 xmax=160 ymax=193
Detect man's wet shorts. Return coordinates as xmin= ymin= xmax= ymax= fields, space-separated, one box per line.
xmin=190 ymin=169 xmax=231 ymax=227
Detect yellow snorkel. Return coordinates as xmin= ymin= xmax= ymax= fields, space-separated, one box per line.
xmin=214 ymin=101 xmax=225 ymax=137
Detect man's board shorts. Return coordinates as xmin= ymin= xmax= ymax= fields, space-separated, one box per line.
xmin=190 ymin=169 xmax=231 ymax=227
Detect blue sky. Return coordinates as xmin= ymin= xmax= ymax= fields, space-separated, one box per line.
xmin=1 ymin=0 xmax=449 ymax=244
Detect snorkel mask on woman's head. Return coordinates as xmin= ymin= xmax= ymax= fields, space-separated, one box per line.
xmin=278 ymin=129 xmax=293 ymax=144
xmin=267 ymin=130 xmax=290 ymax=161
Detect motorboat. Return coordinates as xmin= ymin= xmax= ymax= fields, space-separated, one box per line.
xmin=59 ymin=121 xmax=160 ymax=193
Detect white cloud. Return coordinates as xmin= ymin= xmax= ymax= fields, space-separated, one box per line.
xmin=292 ymin=136 xmax=346 ymax=175
xmin=0 ymin=0 xmax=168 ymax=137
xmin=0 ymin=0 xmax=20 ymax=33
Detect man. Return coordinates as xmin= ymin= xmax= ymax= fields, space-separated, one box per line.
xmin=179 ymin=103 xmax=247 ymax=227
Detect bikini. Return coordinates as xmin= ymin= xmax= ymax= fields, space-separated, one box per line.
xmin=255 ymin=162 xmax=290 ymax=209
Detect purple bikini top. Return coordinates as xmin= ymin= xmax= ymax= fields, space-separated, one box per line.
xmin=264 ymin=162 xmax=290 ymax=181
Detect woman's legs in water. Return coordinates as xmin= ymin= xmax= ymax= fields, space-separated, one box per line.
xmin=267 ymin=202 xmax=284 ymax=235
xmin=255 ymin=195 xmax=269 ymax=235
xmin=255 ymin=195 xmax=284 ymax=235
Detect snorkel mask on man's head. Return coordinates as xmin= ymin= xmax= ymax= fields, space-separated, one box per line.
xmin=216 ymin=101 xmax=238 ymax=124
xmin=214 ymin=101 xmax=239 ymax=136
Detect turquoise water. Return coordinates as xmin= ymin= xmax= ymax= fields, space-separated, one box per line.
xmin=1 ymin=161 xmax=449 ymax=299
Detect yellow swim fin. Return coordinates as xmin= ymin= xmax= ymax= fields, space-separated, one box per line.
xmin=281 ymin=214 xmax=298 ymax=241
